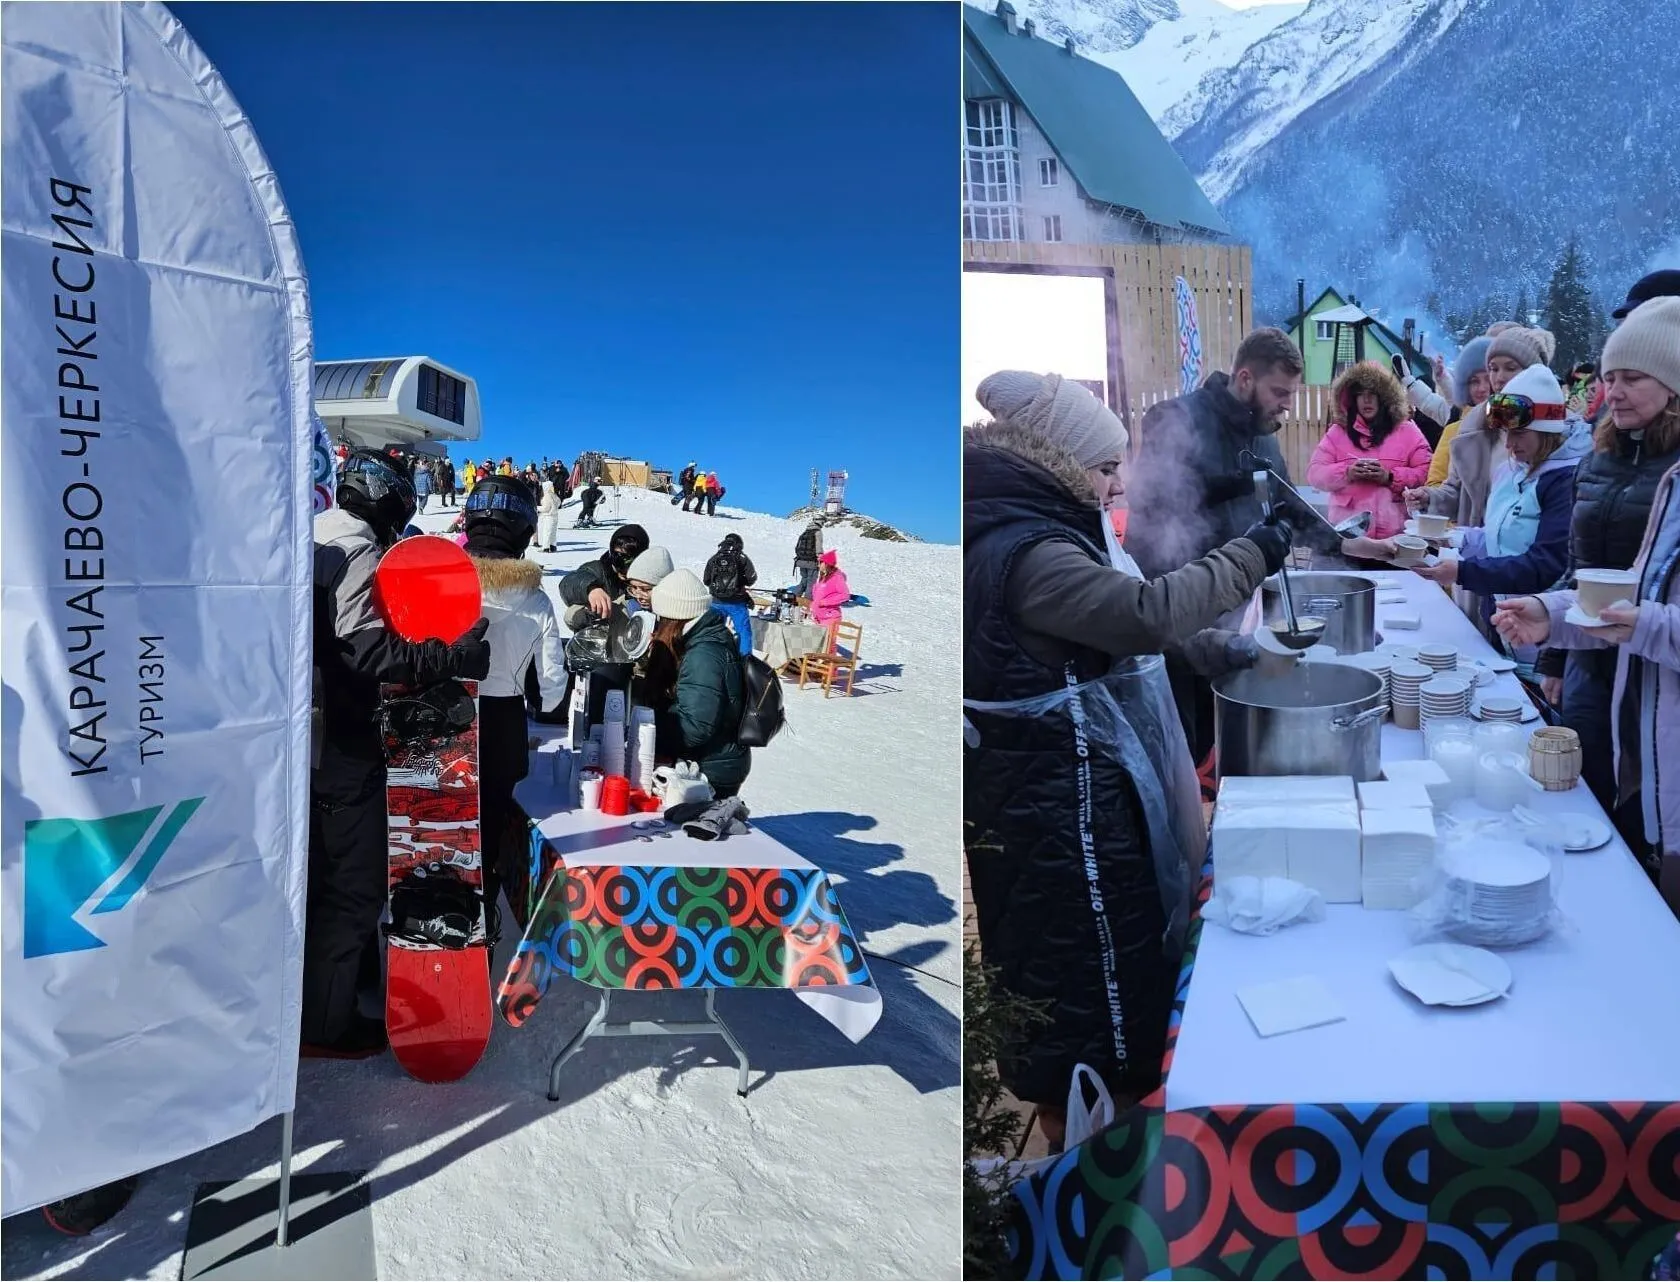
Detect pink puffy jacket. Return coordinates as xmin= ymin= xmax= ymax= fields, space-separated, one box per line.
xmin=1306 ymin=420 xmax=1433 ymax=539
xmin=809 ymin=568 xmax=852 ymax=626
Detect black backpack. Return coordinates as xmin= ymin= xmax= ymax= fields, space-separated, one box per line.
xmin=737 ymin=652 xmax=785 ymax=747
xmin=705 ymin=548 xmax=743 ymax=600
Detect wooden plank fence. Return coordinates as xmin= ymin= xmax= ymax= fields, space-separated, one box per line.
xmin=1129 ymin=382 xmax=1336 ymax=483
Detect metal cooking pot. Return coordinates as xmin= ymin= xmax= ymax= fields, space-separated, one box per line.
xmin=1261 ymin=572 xmax=1377 ymax=656
xmin=1214 ymin=662 xmax=1387 ymax=781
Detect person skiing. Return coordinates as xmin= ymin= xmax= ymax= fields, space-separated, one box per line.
xmin=576 ymin=480 xmax=604 ymax=526
xmin=704 ymin=532 xmax=758 ymax=656
xmin=306 ymin=450 xmax=491 ymax=1058
xmin=461 ymin=474 xmax=567 ymax=938
xmin=793 ymin=520 xmax=823 ymax=597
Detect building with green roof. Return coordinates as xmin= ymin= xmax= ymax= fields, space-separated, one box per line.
xmin=963 ymin=1 xmax=1231 ymax=246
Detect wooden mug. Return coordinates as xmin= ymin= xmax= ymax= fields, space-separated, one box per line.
xmin=1528 ymin=727 xmax=1582 ymax=792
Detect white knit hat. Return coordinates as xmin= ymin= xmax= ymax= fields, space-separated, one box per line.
xmin=1499 ymin=364 xmax=1570 ymax=432
xmin=1602 ymin=296 xmax=1680 ymax=397
xmin=626 ymin=546 xmax=674 ymax=586
xmin=975 ymin=370 xmax=1129 ymax=469
xmin=650 ymin=568 xmax=711 ymax=621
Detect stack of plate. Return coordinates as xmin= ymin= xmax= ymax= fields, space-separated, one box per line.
xmin=1379 ymin=643 xmax=1419 ymax=664
xmin=1418 ymin=643 xmax=1458 ymax=674
xmin=1477 ymin=695 xmax=1527 ymax=724
xmin=1419 ymin=675 xmax=1473 ymax=731
xmin=1438 ymin=841 xmax=1553 ymax=946
xmin=1390 ymin=661 xmax=1432 ymax=730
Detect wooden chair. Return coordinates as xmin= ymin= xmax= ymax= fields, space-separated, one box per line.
xmin=797 ymin=620 xmax=863 ymax=698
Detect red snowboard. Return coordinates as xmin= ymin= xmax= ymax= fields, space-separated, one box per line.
xmin=375 ymin=535 xmax=492 ymax=1083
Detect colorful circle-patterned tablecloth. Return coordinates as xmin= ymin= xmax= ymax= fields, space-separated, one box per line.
xmin=496 ymin=802 xmax=880 ymax=1042
xmin=1007 ymin=869 xmax=1680 ymax=1280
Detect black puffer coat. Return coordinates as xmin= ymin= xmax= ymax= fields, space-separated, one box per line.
xmin=1536 ymin=431 xmax=1680 ymax=679
xmin=964 ymin=430 xmax=1183 ymax=1104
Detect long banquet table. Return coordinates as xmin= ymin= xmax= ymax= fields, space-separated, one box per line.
xmin=1009 ymin=571 xmax=1680 ymax=1281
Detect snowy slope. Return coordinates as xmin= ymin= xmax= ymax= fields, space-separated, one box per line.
xmin=4 ymin=487 xmax=961 ymax=1281
xmin=1165 ymin=0 xmax=1471 ymax=202
xmin=964 ymin=0 xmax=1305 ymax=124
xmin=1094 ymin=0 xmax=1305 ymax=125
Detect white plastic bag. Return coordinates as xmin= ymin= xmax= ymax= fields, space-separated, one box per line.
xmin=1202 ymin=876 xmax=1326 ymax=935
xmin=967 ymin=1063 xmax=1116 ymax=1189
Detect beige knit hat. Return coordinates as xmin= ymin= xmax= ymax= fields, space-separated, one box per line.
xmin=1601 ymin=297 xmax=1680 ymax=396
xmin=1487 ymin=325 xmax=1557 ymax=370
xmin=650 ymin=568 xmax=711 ymax=621
xmin=975 ymin=370 xmax=1129 ymax=468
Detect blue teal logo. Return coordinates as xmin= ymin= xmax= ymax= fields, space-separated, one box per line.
xmin=23 ymin=799 xmax=205 ymax=958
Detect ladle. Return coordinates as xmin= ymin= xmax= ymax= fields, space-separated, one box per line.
xmin=1239 ymin=453 xmax=1371 ymax=541
xmin=1254 ymin=470 xmax=1317 ymax=645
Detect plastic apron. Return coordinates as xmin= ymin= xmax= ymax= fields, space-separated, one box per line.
xmin=963 ymin=520 xmax=1202 ymax=950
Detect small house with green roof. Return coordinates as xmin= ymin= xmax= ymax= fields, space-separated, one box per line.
xmin=1284 ymin=286 xmax=1434 ymax=386
xmin=963 ymin=1 xmax=1230 ymax=246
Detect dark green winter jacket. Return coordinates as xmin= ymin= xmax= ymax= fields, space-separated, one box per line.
xmin=661 ymin=610 xmax=750 ymax=791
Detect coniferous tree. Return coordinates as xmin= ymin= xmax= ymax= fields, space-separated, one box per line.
xmin=1513 ymin=284 xmax=1532 ymax=328
xmin=1543 ymin=237 xmax=1597 ymax=374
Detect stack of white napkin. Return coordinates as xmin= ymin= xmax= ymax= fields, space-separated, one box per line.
xmin=1380 ymin=758 xmax=1454 ymax=809
xmin=1212 ymin=776 xmax=1361 ymax=903
xmin=1359 ymin=806 xmax=1438 ymax=910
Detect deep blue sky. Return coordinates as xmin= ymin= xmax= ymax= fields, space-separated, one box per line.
xmin=174 ymin=2 xmax=959 ymax=542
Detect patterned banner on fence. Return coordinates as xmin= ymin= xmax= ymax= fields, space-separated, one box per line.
xmin=1174 ymin=275 xmax=1203 ymax=397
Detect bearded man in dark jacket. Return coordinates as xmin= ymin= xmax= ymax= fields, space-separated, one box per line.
xmin=1126 ymin=329 xmax=1342 ymax=764
xmin=964 ymin=371 xmax=1289 ymax=1147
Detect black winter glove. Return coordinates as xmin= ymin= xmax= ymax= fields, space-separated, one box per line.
xmin=1224 ymin=634 xmax=1260 ymax=671
xmin=1242 ymin=516 xmax=1294 ymax=576
xmin=446 ymin=619 xmax=492 ymax=681
xmin=1204 ymin=470 xmax=1258 ymax=505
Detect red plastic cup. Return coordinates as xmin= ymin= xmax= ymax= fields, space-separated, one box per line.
xmin=601 ymin=774 xmax=632 ymax=816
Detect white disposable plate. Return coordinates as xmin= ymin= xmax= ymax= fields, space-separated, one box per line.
xmin=1565 ymin=603 xmax=1633 ymax=630
xmin=1550 ymin=813 xmax=1614 ymax=852
xmin=1472 ymin=696 xmax=1541 ymax=723
xmin=1481 ymin=656 xmax=1519 ymax=673
xmin=1388 ymin=943 xmax=1512 ymax=1007
xmin=1442 ymin=841 xmax=1550 ymax=888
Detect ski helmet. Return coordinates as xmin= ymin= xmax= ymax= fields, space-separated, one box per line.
xmin=338 ymin=450 xmax=417 ymax=545
xmin=463 ymin=473 xmax=538 ymax=535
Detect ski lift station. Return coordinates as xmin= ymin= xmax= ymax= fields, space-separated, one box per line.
xmin=313 ymin=356 xmax=482 ymax=458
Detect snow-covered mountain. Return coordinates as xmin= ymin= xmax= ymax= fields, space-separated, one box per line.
xmin=968 ymin=0 xmax=1680 ymax=338
xmin=1165 ymin=0 xmax=1470 ymax=202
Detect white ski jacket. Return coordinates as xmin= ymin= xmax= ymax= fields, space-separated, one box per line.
xmin=469 ymin=554 xmax=568 ymax=709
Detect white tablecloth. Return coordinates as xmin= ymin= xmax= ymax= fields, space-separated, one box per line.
xmin=1168 ymin=571 xmax=1680 ymax=1110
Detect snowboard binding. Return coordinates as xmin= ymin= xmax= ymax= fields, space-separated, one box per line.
xmin=381 ymin=680 xmax=476 ymax=748
xmin=387 ymin=876 xmax=482 ymax=950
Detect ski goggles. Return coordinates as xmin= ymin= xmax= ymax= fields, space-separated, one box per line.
xmin=1486 ymin=393 xmax=1569 ymax=432
xmin=464 ymin=484 xmax=538 ymax=529
xmin=342 ymin=453 xmax=416 ymax=505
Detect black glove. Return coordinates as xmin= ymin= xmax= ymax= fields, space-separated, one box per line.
xmin=1242 ymin=516 xmax=1294 ymax=576
xmin=1224 ymin=634 xmax=1260 ymax=671
xmin=446 ymin=618 xmax=491 ymax=681
xmin=1205 ymin=470 xmax=1257 ymax=505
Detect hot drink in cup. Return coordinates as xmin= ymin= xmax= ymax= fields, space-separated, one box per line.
xmin=1391 ymin=534 xmax=1429 ymax=566
xmin=1575 ymin=568 xmax=1639 ymax=619
xmin=1415 ymin=513 xmax=1449 ymax=539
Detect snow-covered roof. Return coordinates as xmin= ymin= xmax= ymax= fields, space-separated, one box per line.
xmin=1313 ymin=304 xmax=1370 ymax=325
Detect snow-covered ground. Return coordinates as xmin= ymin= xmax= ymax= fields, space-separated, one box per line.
xmin=3 ymin=486 xmax=962 ymax=1280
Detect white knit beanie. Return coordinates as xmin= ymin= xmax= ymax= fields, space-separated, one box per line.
xmin=1499 ymin=364 xmax=1570 ymax=431
xmin=626 ymin=546 xmax=674 ymax=586
xmin=650 ymin=568 xmax=711 ymax=621
xmin=1602 ymin=297 xmax=1680 ymax=397
xmin=975 ymin=370 xmax=1129 ymax=469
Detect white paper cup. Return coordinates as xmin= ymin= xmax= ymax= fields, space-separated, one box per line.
xmin=1415 ymin=513 xmax=1449 ymax=538
xmin=1391 ymin=534 xmax=1429 ymax=566
xmin=579 ymin=768 xmax=604 ymax=811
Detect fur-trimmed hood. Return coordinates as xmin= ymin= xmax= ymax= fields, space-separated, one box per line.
xmin=1329 ymin=360 xmax=1410 ymax=431
xmin=964 ymin=417 xmax=1098 ymax=506
xmin=469 ymin=553 xmax=544 ymax=596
